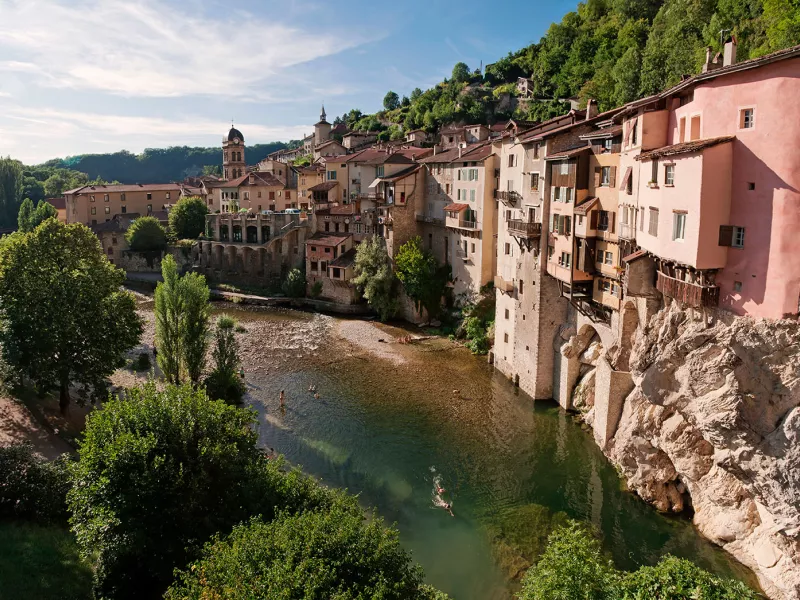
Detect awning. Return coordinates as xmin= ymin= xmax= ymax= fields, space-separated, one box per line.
xmin=368 ymin=177 xmax=382 ymax=189
xmin=620 ymin=167 xmax=632 ymax=191
xmin=573 ymin=197 xmax=598 ymax=215
xmin=443 ymin=203 xmax=469 ymax=212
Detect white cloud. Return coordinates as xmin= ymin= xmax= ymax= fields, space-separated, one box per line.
xmin=0 ymin=0 xmax=370 ymax=98
xmin=0 ymin=105 xmax=311 ymax=163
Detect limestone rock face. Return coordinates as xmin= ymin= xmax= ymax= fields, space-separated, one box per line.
xmin=608 ymin=304 xmax=800 ymax=600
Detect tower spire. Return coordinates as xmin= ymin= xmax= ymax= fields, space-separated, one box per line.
xmin=320 ymin=103 xmax=326 ymax=122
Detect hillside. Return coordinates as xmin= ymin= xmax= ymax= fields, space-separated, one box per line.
xmin=333 ymin=0 xmax=800 ymax=135
xmin=41 ymin=143 xmax=288 ymax=186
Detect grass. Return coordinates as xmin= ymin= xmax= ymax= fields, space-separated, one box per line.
xmin=0 ymin=521 xmax=91 ymax=600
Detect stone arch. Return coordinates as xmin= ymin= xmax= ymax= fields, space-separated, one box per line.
xmin=246 ymin=225 xmax=258 ymax=244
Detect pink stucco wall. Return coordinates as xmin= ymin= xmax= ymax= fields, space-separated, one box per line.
xmin=667 ymin=59 xmax=800 ymax=318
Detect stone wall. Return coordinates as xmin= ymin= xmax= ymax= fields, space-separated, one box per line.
xmin=119 ymin=247 xmax=193 ymax=273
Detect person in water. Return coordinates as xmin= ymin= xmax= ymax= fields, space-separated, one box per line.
xmin=443 ymin=502 xmax=454 ymax=517
xmin=279 ymin=390 xmax=285 ymax=407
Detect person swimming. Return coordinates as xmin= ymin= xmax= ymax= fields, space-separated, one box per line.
xmin=442 ymin=502 xmax=454 ymax=517
xmin=437 ymin=486 xmax=446 ymax=495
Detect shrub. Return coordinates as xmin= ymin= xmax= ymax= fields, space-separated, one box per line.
xmin=167 ymin=506 xmax=439 ymax=600
xmin=133 ymin=352 xmax=151 ymax=371
xmin=309 ymin=280 xmax=323 ymax=299
xmin=125 ymin=216 xmax=167 ymax=252
xmin=168 ymin=196 xmax=208 ymax=240
xmin=204 ymin=315 xmax=245 ymax=405
xmin=0 ymin=443 xmax=71 ymax=524
xmin=204 ymin=369 xmax=246 ymax=405
xmin=281 ymin=268 xmax=306 ymax=298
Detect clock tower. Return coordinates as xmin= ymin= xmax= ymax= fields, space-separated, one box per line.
xmin=222 ymin=124 xmax=246 ymax=180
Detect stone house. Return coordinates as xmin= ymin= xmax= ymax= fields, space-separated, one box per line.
xmin=64 ymin=183 xmax=181 ymax=226
xmin=305 ymin=232 xmax=359 ymax=304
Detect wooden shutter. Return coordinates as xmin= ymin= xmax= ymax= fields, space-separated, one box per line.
xmin=590 ymin=210 xmax=598 ymax=230
xmin=565 ymin=216 xmax=572 ymax=236
xmin=594 ymin=167 xmax=601 ymax=188
xmin=624 ymin=122 xmax=633 ymax=145
xmin=609 ymin=166 xmax=617 ymax=188
xmin=719 ymin=225 xmax=734 ymax=246
xmin=609 ymin=210 xmax=616 ymax=233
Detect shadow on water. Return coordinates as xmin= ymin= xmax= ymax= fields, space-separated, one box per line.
xmin=227 ymin=306 xmax=758 ymax=600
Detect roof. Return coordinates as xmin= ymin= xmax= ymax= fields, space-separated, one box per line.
xmin=66 ymin=183 xmax=182 ymax=194
xmin=450 ymin=143 xmax=494 ymax=163
xmin=519 ymin=107 xmax=623 ymax=143
xmin=580 ymin=124 xmax=623 ymax=140
xmin=330 ymin=247 xmax=357 ymax=268
xmin=227 ymin=127 xmax=244 ymax=142
xmin=45 ymin=197 xmax=65 ymax=210
xmin=90 ymin=220 xmax=126 ymax=234
xmin=635 ymin=136 xmax=735 ymax=161
xmin=381 ymin=164 xmax=422 ymax=182
xmin=343 ymin=130 xmax=378 ymax=137
xmin=329 ymin=204 xmax=358 ymax=215
xmin=545 ymin=145 xmax=592 ymax=160
xmin=315 ymin=140 xmax=345 ymax=151
xmin=443 ymin=203 xmax=469 ymax=212
xmin=307 ymin=231 xmax=352 ymax=245
xmin=308 ymin=181 xmax=338 ymax=192
xmin=406 ymin=128 xmax=426 ymax=135
xmin=418 ymin=142 xmax=493 ymax=165
xmin=573 ymin=197 xmax=598 ymax=215
xmin=228 ymin=172 xmax=284 ymax=187
xmin=622 ymin=249 xmax=648 ymax=263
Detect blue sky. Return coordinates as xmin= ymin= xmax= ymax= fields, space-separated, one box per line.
xmin=0 ymin=0 xmax=577 ymax=164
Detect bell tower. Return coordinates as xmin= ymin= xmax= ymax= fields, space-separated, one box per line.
xmin=222 ymin=123 xmax=246 ymax=180
xmin=314 ymin=104 xmax=332 ymax=147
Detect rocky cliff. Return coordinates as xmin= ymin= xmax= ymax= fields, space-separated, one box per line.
xmin=604 ymin=304 xmax=800 ymax=599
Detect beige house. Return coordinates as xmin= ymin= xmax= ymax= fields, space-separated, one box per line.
xmin=45 ymin=197 xmax=67 ymax=223
xmin=65 ymin=183 xmax=181 ymax=226
xmin=305 ymin=231 xmax=358 ymax=304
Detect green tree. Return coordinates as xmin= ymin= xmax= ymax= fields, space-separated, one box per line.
xmin=155 ymin=255 xmax=183 ymax=384
xmin=452 ymin=61 xmax=471 ymax=83
xmin=410 ymin=87 xmax=423 ymax=102
xmin=180 ymin=271 xmax=211 ymax=385
xmin=0 ymin=158 xmax=24 ymax=229
xmin=168 ymin=195 xmax=208 ymax=240
xmin=383 ymin=90 xmax=401 ymax=111
xmin=204 ymin=315 xmax=245 ymax=405
xmin=167 ymin=508 xmax=442 ymax=600
xmin=394 ymin=236 xmax=450 ymax=320
xmin=352 ymin=236 xmax=399 ymax=321
xmin=613 ymin=46 xmax=643 ymax=105
xmin=0 ymin=220 xmax=142 ymax=411
xmin=67 ymin=381 xmax=354 ymax=599
xmin=202 ymin=164 xmax=222 ymax=177
xmin=17 ymin=198 xmax=34 ymax=232
xmin=125 ymin=215 xmax=167 ymax=251
xmin=282 ymin=267 xmax=306 ymax=298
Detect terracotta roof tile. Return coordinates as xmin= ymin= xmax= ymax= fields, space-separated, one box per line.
xmin=45 ymin=197 xmax=65 ymax=210
xmin=635 ymin=136 xmax=735 ymax=161
xmin=308 ymin=181 xmax=338 ymax=192
xmin=330 ymin=247 xmax=357 ymax=268
xmin=307 ymin=231 xmax=352 ymax=245
xmin=443 ymin=203 xmax=469 ymax=212
xmin=545 ymin=145 xmax=591 ymax=160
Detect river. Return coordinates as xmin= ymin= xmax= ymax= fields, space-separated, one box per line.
xmin=140 ymin=300 xmax=757 ymax=599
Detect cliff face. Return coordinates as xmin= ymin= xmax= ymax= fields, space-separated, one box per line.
xmin=606 ymin=304 xmax=800 ymax=599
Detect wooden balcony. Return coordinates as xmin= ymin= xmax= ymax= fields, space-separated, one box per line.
xmin=507 ymin=220 xmax=542 ymax=239
xmin=619 ymin=223 xmax=636 ymax=240
xmin=656 ymin=272 xmax=719 ymax=308
xmin=445 ymin=215 xmax=479 ymax=230
xmin=495 ymin=190 xmax=520 ymax=206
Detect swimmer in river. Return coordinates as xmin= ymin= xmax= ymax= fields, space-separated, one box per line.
xmin=437 ymin=486 xmax=446 ymax=495
xmin=443 ymin=502 xmax=454 ymax=517
xmin=314 ymin=392 xmax=320 ymax=399
xmin=279 ymin=390 xmax=285 ymax=407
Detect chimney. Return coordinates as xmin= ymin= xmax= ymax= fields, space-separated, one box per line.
xmin=458 ymin=146 xmax=463 ymax=158
xmin=433 ymin=144 xmax=438 ymax=156
xmin=723 ymin=37 xmax=737 ymax=67
xmin=585 ymin=99 xmax=598 ymax=120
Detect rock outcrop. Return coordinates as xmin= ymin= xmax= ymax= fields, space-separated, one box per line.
xmin=606 ymin=304 xmax=800 ymax=599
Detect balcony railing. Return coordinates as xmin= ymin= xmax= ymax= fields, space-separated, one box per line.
xmin=619 ymin=223 xmax=636 ymax=240
xmin=495 ymin=190 xmax=520 ymax=205
xmin=415 ymin=214 xmax=445 ymax=226
xmin=507 ymin=220 xmax=542 ymax=238
xmin=445 ymin=216 xmax=479 ymax=230
xmin=656 ymin=272 xmax=720 ymax=308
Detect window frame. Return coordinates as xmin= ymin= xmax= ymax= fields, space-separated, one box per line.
xmin=739 ymin=107 xmax=755 ymax=130
xmin=664 ymin=164 xmax=675 ymax=186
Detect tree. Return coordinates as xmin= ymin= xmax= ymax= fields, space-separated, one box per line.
xmin=18 ymin=199 xmax=58 ymax=233
xmin=204 ymin=315 xmax=245 ymax=405
xmin=394 ymin=236 xmax=450 ymax=319
xmin=167 ymin=508 xmax=443 ymax=600
xmin=613 ymin=46 xmax=643 ymax=105
xmin=401 ymin=95 xmax=411 ymax=107
xmin=410 ymin=87 xmax=423 ymax=102
xmin=452 ymin=62 xmax=471 ymax=83
xmin=383 ymin=90 xmax=401 ymax=111
xmin=352 ymin=236 xmax=399 ymax=321
xmin=180 ymin=271 xmax=211 ymax=385
xmin=282 ymin=267 xmax=306 ymax=298
xmin=126 ymin=216 xmax=167 ymax=251
xmin=202 ymin=164 xmax=222 ymax=177
xmin=168 ymin=196 xmax=208 ymax=240
xmin=0 ymin=158 xmax=23 ymax=229
xmin=0 ymin=220 xmax=142 ymax=411
xmin=67 ymin=381 xmax=359 ymax=599
xmin=17 ymin=198 xmax=34 ymax=232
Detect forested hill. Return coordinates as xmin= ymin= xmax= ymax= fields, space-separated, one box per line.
xmin=41 ymin=143 xmax=287 ymax=185
xmin=332 ymin=0 xmax=800 ymax=137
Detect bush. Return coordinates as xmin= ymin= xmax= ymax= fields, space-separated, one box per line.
xmin=132 ymin=351 xmax=151 ymax=371
xmin=204 ymin=368 xmax=246 ymax=405
xmin=309 ymin=280 xmax=323 ymax=299
xmin=167 ymin=506 xmax=437 ymax=600
xmin=168 ymin=196 xmax=208 ymax=240
xmin=0 ymin=443 xmax=71 ymax=524
xmin=204 ymin=315 xmax=245 ymax=405
xmin=125 ymin=216 xmax=167 ymax=251
xmin=281 ymin=268 xmax=306 ymax=298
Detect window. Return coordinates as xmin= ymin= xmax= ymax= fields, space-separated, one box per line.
xmin=597 ymin=210 xmax=609 ymax=231
xmin=747 ymin=182 xmax=755 ymax=190
xmin=104 ymin=194 xmax=109 ymax=202
xmin=672 ymin=212 xmax=686 ymax=241
xmin=734 ymin=281 xmax=743 ymax=292
xmin=631 ymin=121 xmax=638 ymax=146
xmin=90 ymin=195 xmax=95 ymax=202
xmin=648 ymin=208 xmax=659 ymax=236
xmin=564 ymin=187 xmax=572 ymax=203
xmin=560 ymin=162 xmax=569 ymax=175
xmin=147 ymin=193 xmax=152 ymax=200
xmin=604 ymin=138 xmax=613 ymax=152
xmin=690 ymin=115 xmax=701 ymax=141
xmin=531 ymin=173 xmax=539 ymax=190
xmin=111 ymin=236 xmax=117 ymax=245
xmin=604 ymin=250 xmax=613 ymax=265
xmin=120 ymin=193 xmax=125 ymax=201
xmin=508 ymin=154 xmax=515 ymax=167
xmin=471 ymin=243 xmax=475 ymax=252
xmin=733 ymin=226 xmax=745 ymax=248
xmin=327 ymin=170 xmax=337 ymax=180
xmin=258 ymin=191 xmax=262 ymax=198
xmin=244 ymin=192 xmax=249 ymax=200
xmin=505 ymin=309 xmax=509 ymax=319
xmin=376 ymin=166 xmax=384 ymax=177
xmin=286 ymin=191 xmax=291 ymax=199
xmin=165 ymin=192 xmax=170 ymax=200
xmin=332 ymin=267 xmax=341 ymax=279
xmin=121 ymin=205 xmax=126 ymax=214
xmin=601 ymin=167 xmax=611 ymax=186
xmin=504 ymin=333 xmax=509 ymax=343
xmin=519 ymin=280 xmax=524 ymax=294
xmin=91 ymin=207 xmax=96 ymax=215
xmin=104 ymin=206 xmax=110 ymax=214
xmin=311 ymin=261 xmax=318 ymax=272
xmin=507 ymin=179 xmax=514 ymax=192
xmin=559 ymin=252 xmax=571 ymax=267
xmin=651 ymin=159 xmax=659 ymax=184
xmin=324 ymin=247 xmax=331 ymax=254
xmin=504 ymin=243 xmax=511 ymax=255
xmin=665 ymin=165 xmax=675 ymax=186
xmin=740 ymin=108 xmax=755 ymax=129
xmin=470 ymin=189 xmax=475 ymax=202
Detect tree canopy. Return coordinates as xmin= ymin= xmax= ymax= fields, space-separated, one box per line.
xmin=168 ymin=195 xmax=208 ymax=240
xmin=352 ymin=236 xmax=398 ymax=321
xmin=383 ymin=91 xmax=401 ymax=111
xmin=394 ymin=236 xmax=450 ymax=319
xmin=125 ymin=216 xmax=167 ymax=251
xmin=0 ymin=220 xmax=142 ymax=410
xmin=18 ymin=199 xmax=57 ymax=232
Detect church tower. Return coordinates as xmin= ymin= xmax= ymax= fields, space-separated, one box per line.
xmin=222 ymin=124 xmax=246 ymax=180
xmin=313 ymin=104 xmax=332 ymax=147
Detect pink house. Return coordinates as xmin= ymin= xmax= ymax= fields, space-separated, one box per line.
xmin=622 ymin=42 xmax=800 ymax=319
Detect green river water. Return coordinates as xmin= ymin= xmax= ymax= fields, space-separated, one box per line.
xmin=228 ymin=306 xmax=756 ymax=600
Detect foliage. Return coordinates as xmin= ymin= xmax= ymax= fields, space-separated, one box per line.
xmin=451 ymin=61 xmax=471 ymax=83
xmin=519 ymin=521 xmax=758 ymax=600
xmin=460 ymin=290 xmax=495 ymax=354
xmin=168 ymin=195 xmax=208 ymax=240
xmin=282 ymin=267 xmax=306 ymax=298
xmin=0 ymin=220 xmax=142 ymax=411
xmin=125 ymin=215 xmax=167 ymax=251
xmin=204 ymin=315 xmax=245 ymax=405
xmin=68 ymin=381 xmax=368 ymax=599
xmin=464 ymin=316 xmax=491 ymax=354
xmin=0 ymin=158 xmax=24 ymax=229
xmin=154 ymin=255 xmax=211 ymax=385
xmin=0 ymin=520 xmax=92 ymax=600
xmin=133 ymin=351 xmax=151 ymax=371
xmin=17 ymin=197 xmax=34 ymax=232
xmin=352 ymin=235 xmax=399 ymax=321
xmin=18 ymin=198 xmax=58 ymax=233
xmin=0 ymin=443 xmax=71 ymax=524
xmin=167 ymin=507 xmax=440 ymax=600
xmin=291 ymin=154 xmax=313 ymax=167
xmin=309 ymin=280 xmax=323 ymax=299
xmin=383 ymin=90 xmax=401 ymax=111
xmin=394 ymin=236 xmax=450 ymax=320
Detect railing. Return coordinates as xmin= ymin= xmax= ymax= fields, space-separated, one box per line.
xmin=495 ymin=190 xmax=520 ymax=204
xmin=415 ymin=214 xmax=445 ymax=226
xmin=445 ymin=215 xmax=479 ymax=230
xmin=507 ymin=220 xmax=542 ymax=238
xmin=357 ymin=193 xmax=382 ymax=201
xmin=619 ymin=223 xmax=636 ymax=240
xmin=656 ymin=272 xmax=719 ymax=308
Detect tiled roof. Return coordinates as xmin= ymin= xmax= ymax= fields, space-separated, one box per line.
xmin=418 ymin=142 xmax=493 ymax=164
xmin=622 ymin=249 xmax=648 ymax=263
xmin=635 ymin=136 xmax=735 ymax=161
xmin=545 ymin=145 xmax=592 ymax=160
xmin=45 ymin=197 xmax=65 ymax=210
xmin=308 ymin=181 xmax=338 ymax=192
xmin=450 ymin=143 xmax=494 ymax=163
xmin=316 ymin=140 xmax=345 ymax=150
xmin=573 ymin=197 xmax=598 ymax=215
xmin=90 ymin=220 xmax=126 ymax=233
xmin=307 ymin=231 xmax=352 ymax=245
xmin=519 ymin=107 xmax=623 ymax=143
xmin=66 ymin=183 xmax=182 ymax=194
xmin=580 ymin=124 xmax=623 ymax=140
xmin=228 ymin=172 xmax=284 ymax=187
xmin=443 ymin=203 xmax=469 ymax=212
xmin=381 ymin=164 xmax=422 ymax=182
xmin=330 ymin=247 xmax=357 ymax=268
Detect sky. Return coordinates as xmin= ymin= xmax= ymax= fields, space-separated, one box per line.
xmin=0 ymin=0 xmax=577 ymax=164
